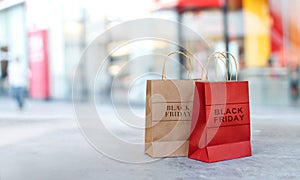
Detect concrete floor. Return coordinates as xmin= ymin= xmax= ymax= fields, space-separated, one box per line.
xmin=0 ymin=97 xmax=300 ymax=180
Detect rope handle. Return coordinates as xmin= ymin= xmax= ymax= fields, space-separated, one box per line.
xmin=221 ymin=52 xmax=239 ymax=80
xmin=205 ymin=52 xmax=238 ymax=81
xmin=162 ymin=51 xmax=193 ymax=80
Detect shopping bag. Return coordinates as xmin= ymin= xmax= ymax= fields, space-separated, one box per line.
xmin=188 ymin=52 xmax=252 ymax=162
xmin=145 ymin=51 xmax=203 ymax=157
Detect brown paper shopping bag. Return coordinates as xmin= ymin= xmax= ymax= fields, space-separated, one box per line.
xmin=145 ymin=51 xmax=203 ymax=157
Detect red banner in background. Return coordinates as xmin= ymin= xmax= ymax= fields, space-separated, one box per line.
xmin=269 ymin=3 xmax=283 ymax=53
xmin=176 ymin=0 xmax=224 ymax=8
xmin=28 ymin=29 xmax=49 ymax=99
xmin=153 ymin=0 xmax=224 ymax=11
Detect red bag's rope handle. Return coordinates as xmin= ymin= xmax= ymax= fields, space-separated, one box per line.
xmin=205 ymin=52 xmax=238 ymax=81
xmin=206 ymin=52 xmax=229 ymax=81
xmin=221 ymin=52 xmax=239 ymax=80
xmin=162 ymin=51 xmax=193 ymax=80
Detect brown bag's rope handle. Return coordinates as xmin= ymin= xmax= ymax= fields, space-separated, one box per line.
xmin=205 ymin=52 xmax=238 ymax=81
xmin=162 ymin=51 xmax=193 ymax=80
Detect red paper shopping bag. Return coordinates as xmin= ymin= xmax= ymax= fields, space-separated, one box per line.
xmin=188 ymin=52 xmax=252 ymax=163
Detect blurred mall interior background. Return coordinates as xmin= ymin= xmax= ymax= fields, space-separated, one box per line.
xmin=0 ymin=0 xmax=300 ymax=105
